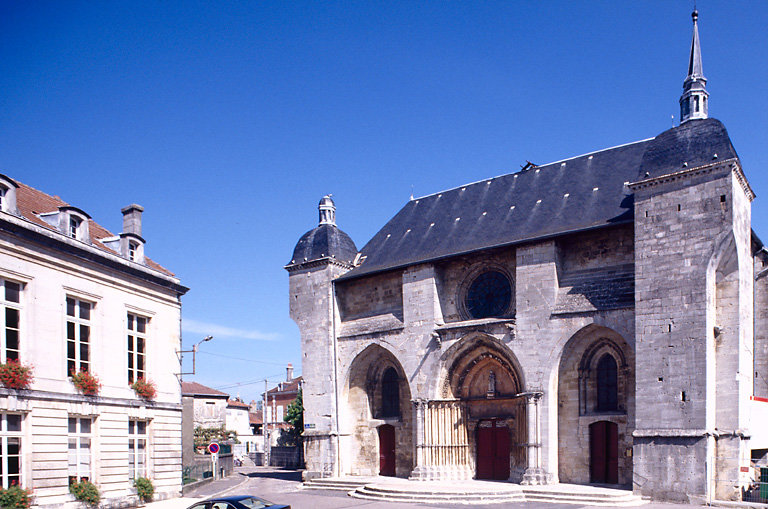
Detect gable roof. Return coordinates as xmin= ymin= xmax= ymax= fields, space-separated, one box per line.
xmin=9 ymin=179 xmax=175 ymax=276
xmin=265 ymin=376 xmax=302 ymax=396
xmin=227 ymin=399 xmax=250 ymax=409
xmin=340 ymin=118 xmax=738 ymax=280
xmin=181 ymin=381 xmax=229 ymax=398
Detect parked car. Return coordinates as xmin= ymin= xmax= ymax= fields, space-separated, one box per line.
xmin=186 ymin=495 xmax=290 ymax=509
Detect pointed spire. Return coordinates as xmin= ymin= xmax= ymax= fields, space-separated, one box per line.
xmin=687 ymin=10 xmax=704 ymax=78
xmin=679 ymin=9 xmax=709 ymax=123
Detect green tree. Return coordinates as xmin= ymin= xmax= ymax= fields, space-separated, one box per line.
xmin=280 ymin=389 xmax=303 ymax=446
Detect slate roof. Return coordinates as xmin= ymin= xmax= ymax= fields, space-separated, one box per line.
xmin=289 ymin=224 xmax=357 ymax=266
xmin=9 ymin=179 xmax=174 ymax=276
xmin=340 ymin=118 xmax=738 ymax=280
xmin=181 ymin=381 xmax=229 ymax=398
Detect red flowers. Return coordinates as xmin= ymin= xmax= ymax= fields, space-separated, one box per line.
xmin=0 ymin=360 xmax=34 ymax=390
xmin=130 ymin=378 xmax=157 ymax=400
xmin=70 ymin=369 xmax=101 ymax=396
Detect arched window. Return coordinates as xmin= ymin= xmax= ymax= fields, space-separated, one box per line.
xmin=381 ymin=367 xmax=400 ymax=417
xmin=596 ymin=354 xmax=618 ymax=411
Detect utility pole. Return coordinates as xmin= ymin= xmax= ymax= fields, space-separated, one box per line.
xmin=263 ymin=379 xmax=269 ymax=467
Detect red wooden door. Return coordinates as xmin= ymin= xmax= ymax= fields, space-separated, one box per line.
xmin=590 ymin=421 xmax=618 ymax=484
xmin=378 ymin=425 xmax=396 ymax=477
xmin=476 ymin=421 xmax=510 ymax=480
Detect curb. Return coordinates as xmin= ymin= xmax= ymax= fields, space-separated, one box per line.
xmin=209 ymin=473 xmax=252 ymax=498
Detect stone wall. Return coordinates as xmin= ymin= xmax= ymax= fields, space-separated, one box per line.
xmin=288 ymin=260 xmax=352 ymax=478
xmin=557 ymin=225 xmax=634 ymax=273
xmin=337 ymin=270 xmax=403 ymax=322
xmin=755 ymin=253 xmax=768 ymax=399
xmin=632 ymin=164 xmax=753 ymax=501
xmin=435 ymin=249 xmax=516 ymax=323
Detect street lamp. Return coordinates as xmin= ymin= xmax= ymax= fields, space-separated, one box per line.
xmin=177 ymin=335 xmax=213 ymax=379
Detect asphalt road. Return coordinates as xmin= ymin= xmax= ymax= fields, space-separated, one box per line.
xmin=193 ymin=466 xmax=699 ymax=509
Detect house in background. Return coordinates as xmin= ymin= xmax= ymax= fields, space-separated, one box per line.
xmin=0 ymin=174 xmax=188 ymax=507
xmin=249 ymin=409 xmax=263 ymax=437
xmin=180 ymin=381 xmax=229 ymax=464
xmin=263 ymin=364 xmax=302 ymax=447
xmin=226 ymin=398 xmax=261 ymax=459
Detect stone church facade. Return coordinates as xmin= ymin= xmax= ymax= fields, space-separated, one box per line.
xmin=287 ymin=12 xmax=768 ymax=502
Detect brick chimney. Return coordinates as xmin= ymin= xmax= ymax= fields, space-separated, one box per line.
xmin=286 ymin=363 xmax=293 ymax=381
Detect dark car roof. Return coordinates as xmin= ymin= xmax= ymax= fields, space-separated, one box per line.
xmin=190 ymin=495 xmax=289 ymax=509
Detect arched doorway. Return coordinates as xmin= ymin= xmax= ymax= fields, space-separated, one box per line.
xmin=557 ymin=325 xmax=634 ymax=486
xmin=442 ymin=335 xmax=526 ymax=481
xmin=589 ymin=421 xmax=618 ymax=484
xmin=378 ymin=424 xmax=396 ymax=476
xmin=344 ymin=345 xmax=413 ymax=477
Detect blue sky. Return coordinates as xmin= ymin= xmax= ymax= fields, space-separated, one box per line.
xmin=1 ymin=1 xmax=766 ymax=404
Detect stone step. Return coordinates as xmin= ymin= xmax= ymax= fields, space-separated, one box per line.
xmin=349 ymin=482 xmax=647 ymax=506
xmin=524 ymin=493 xmax=646 ymax=506
xmin=352 ymin=486 xmax=525 ymax=504
xmin=302 ymin=478 xmax=371 ymax=491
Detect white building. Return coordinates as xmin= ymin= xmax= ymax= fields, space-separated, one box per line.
xmin=0 ymin=174 xmax=188 ymax=507
xmin=226 ymin=399 xmax=260 ymax=458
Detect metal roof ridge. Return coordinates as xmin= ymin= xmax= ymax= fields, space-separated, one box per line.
xmin=413 ymin=136 xmax=655 ymax=201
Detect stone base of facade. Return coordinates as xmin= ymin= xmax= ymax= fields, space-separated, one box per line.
xmin=409 ymin=464 xmax=474 ymax=481
xmin=632 ymin=433 xmax=708 ymax=502
xmin=521 ymin=467 xmax=551 ymax=485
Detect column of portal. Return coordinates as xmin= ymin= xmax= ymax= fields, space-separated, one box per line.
xmin=521 ymin=391 xmax=549 ymax=485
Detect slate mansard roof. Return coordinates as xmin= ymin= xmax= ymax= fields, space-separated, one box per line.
xmin=340 ymin=118 xmax=739 ymax=280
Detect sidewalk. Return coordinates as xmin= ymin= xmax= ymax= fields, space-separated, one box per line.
xmin=145 ymin=468 xmax=253 ymax=509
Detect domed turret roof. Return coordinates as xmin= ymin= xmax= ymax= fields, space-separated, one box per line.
xmin=290 ymin=223 xmax=357 ymax=266
xmin=288 ymin=195 xmax=358 ymax=267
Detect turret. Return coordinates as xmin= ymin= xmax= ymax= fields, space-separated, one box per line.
xmin=285 ymin=196 xmax=357 ymax=480
xmin=679 ymin=10 xmax=709 ymax=123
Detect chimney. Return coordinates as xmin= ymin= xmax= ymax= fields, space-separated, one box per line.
xmin=121 ymin=204 xmax=144 ymax=236
xmin=120 ymin=204 xmax=146 ymax=262
xmin=286 ymin=363 xmax=293 ymax=381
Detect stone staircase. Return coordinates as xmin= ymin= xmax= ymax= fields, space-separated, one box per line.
xmin=305 ymin=476 xmax=647 ymax=506
xmin=351 ymin=481 xmax=525 ymax=504
xmin=302 ymin=476 xmax=373 ymax=491
xmin=522 ymin=484 xmax=646 ymax=506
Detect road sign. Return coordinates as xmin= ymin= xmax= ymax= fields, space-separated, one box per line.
xmin=207 ymin=443 xmax=220 ymax=454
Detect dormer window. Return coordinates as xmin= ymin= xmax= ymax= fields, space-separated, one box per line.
xmin=0 ymin=175 xmax=20 ymax=215
xmin=128 ymin=241 xmax=138 ymax=261
xmin=57 ymin=207 xmax=91 ymax=243
xmin=69 ymin=217 xmax=81 ymax=239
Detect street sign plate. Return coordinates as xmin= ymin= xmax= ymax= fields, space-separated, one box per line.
xmin=208 ymin=443 xmax=220 ymax=454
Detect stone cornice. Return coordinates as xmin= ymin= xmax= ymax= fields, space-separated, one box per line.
xmin=628 ymin=158 xmax=755 ymax=202
xmin=0 ymin=387 xmax=182 ymax=412
xmin=284 ymin=256 xmax=355 ymax=273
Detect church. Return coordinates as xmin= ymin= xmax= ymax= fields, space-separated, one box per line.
xmin=286 ymin=11 xmax=768 ymax=502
